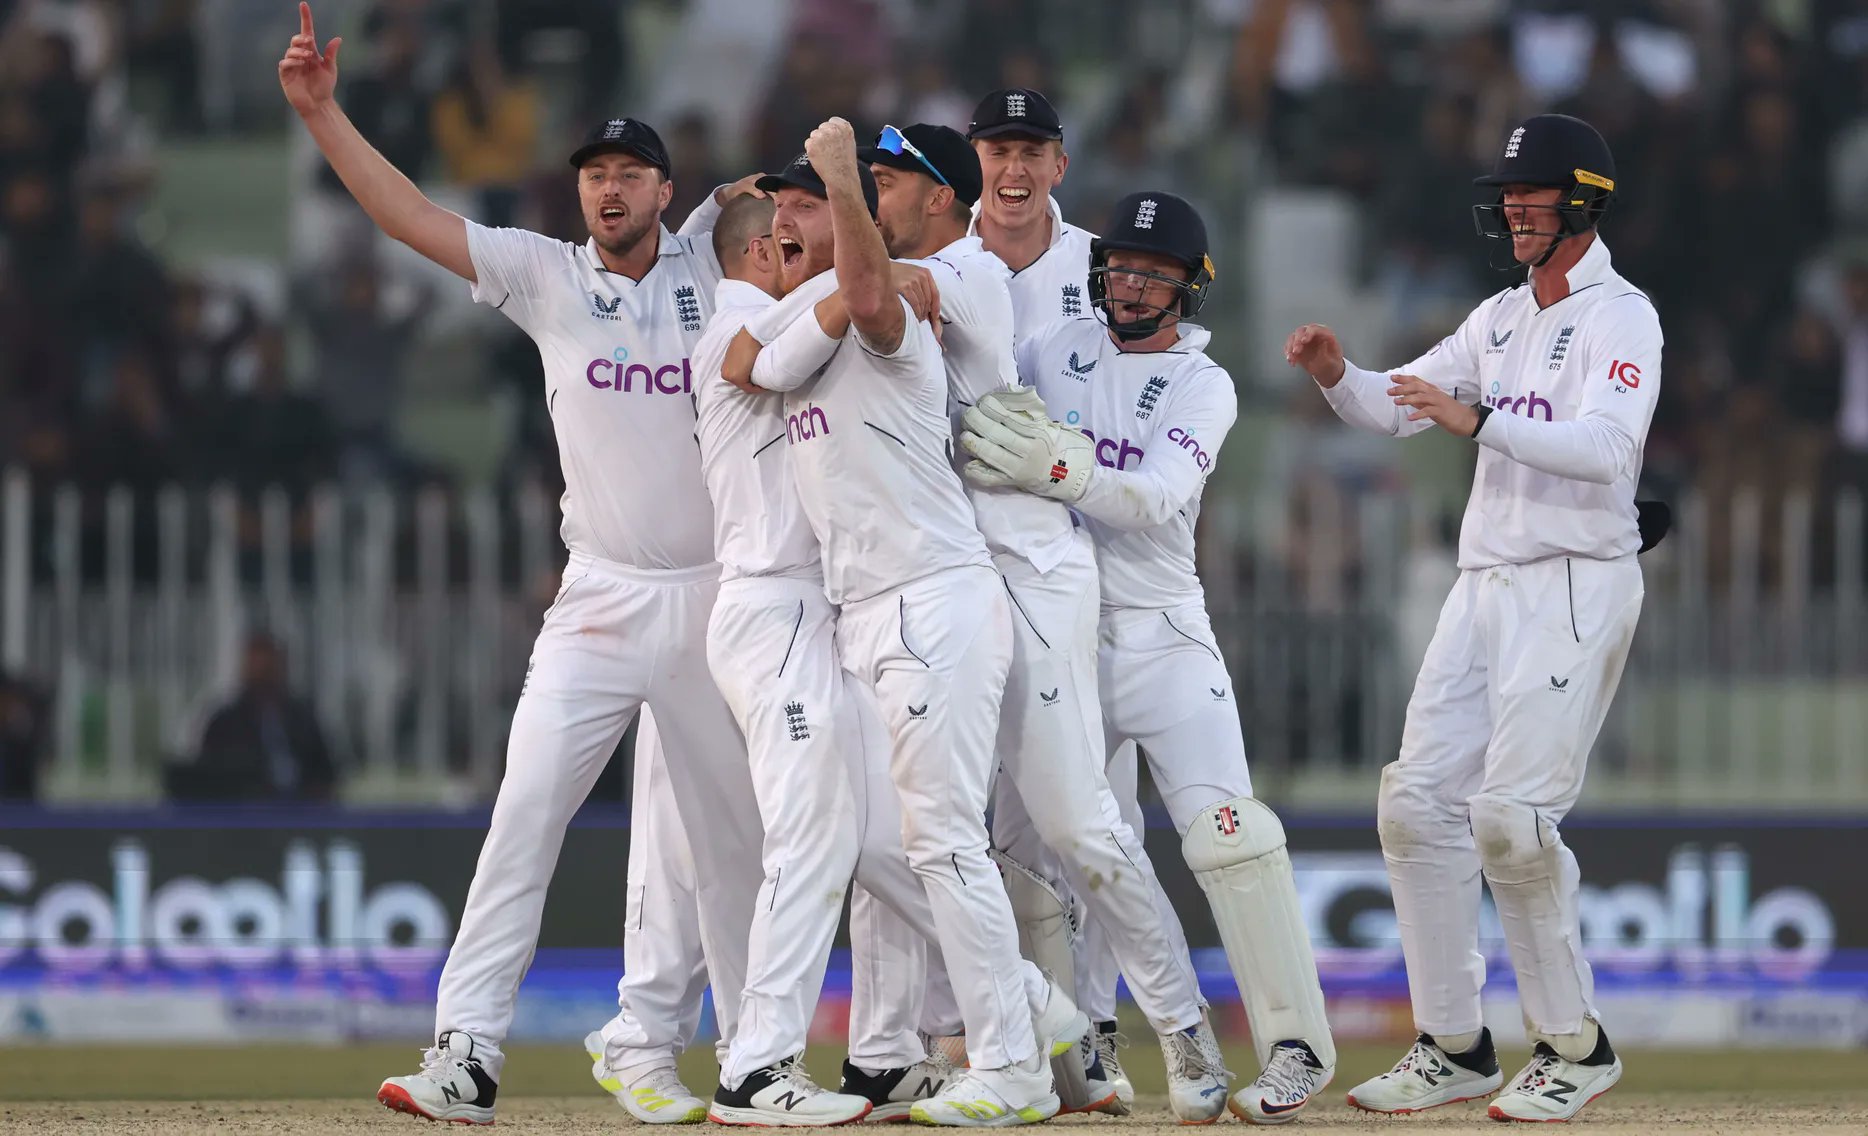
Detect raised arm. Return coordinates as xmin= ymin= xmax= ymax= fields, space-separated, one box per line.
xmin=279 ymin=3 xmax=473 ymax=281
xmin=805 ymin=117 xmax=904 ymax=353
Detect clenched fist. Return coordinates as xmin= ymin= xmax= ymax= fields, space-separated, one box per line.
xmin=803 ymin=117 xmax=860 ymax=187
xmin=1285 ymin=323 xmax=1345 ymax=388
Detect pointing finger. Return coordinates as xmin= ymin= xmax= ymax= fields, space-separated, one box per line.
xmin=300 ymin=1 xmax=313 ymax=40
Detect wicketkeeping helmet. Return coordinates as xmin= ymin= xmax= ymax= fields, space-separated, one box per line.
xmin=1089 ymin=191 xmax=1215 ymax=341
xmin=1471 ymin=113 xmax=1616 ymax=268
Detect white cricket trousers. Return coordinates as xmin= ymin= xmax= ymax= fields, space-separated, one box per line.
xmin=603 ymin=709 xmax=711 ymax=1078
xmin=709 ymin=576 xmax=861 ymax=1086
xmin=435 ymin=554 xmax=763 ymax=1079
xmin=1380 ymin=556 xmax=1641 ymax=1044
xmin=838 ymin=565 xmax=1038 ymax=1070
xmin=1074 ymin=602 xmax=1251 ymax=1021
xmin=986 ymin=537 xmax=1202 ymax=1033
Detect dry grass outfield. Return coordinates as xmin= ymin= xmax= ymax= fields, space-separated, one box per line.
xmin=2 ymin=1043 xmax=1864 ymax=1133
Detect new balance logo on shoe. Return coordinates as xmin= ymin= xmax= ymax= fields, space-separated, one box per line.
xmin=916 ymin=1075 xmax=946 ymax=1097
xmin=441 ymin=1083 xmax=462 ymax=1104
xmin=1545 ymin=1079 xmax=1578 ymax=1105
xmin=772 ymin=1090 xmax=804 ymax=1111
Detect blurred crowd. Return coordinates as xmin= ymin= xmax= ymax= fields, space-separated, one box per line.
xmin=4 ymin=0 xmax=1868 ymax=799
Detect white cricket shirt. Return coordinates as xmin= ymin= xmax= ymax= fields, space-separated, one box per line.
xmin=909 ymin=236 xmax=1076 ymax=573
xmin=746 ymin=271 xmax=992 ymax=605
xmin=691 ymin=278 xmax=822 ymax=583
xmin=466 ymin=221 xmax=722 ymax=569
xmin=1021 ymin=318 xmax=1237 ymax=611
xmin=1321 ymin=238 xmax=1662 ymax=568
xmin=970 ymin=196 xmax=1096 ymax=343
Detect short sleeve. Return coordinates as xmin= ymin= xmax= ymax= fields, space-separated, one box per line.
xmin=465 ymin=221 xmax=569 ymax=319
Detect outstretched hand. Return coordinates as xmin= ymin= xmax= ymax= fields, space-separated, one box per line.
xmin=279 ymin=2 xmax=341 ymax=115
xmin=1284 ymin=323 xmax=1345 ymax=387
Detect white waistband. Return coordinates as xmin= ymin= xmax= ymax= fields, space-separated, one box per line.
xmin=565 ymin=551 xmax=722 ymax=586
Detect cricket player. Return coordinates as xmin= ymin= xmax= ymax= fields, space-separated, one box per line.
xmin=967 ymin=86 xmax=1197 ymax=1114
xmin=961 ymin=191 xmax=1338 ymax=1123
xmin=851 ymin=123 xmax=1226 ymax=1123
xmin=1286 ymin=113 xmax=1658 ymax=1123
xmin=722 ymin=120 xmax=1085 ymax=1127
xmin=279 ymin=7 xmax=766 ymax=1125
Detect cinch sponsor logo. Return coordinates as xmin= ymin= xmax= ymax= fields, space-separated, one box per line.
xmin=1484 ymin=383 xmax=1553 ymax=421
xmin=586 ymin=347 xmax=692 ymax=394
xmin=788 ymin=403 xmax=830 ymax=443
xmin=1076 ymin=428 xmax=1144 ymax=470
xmin=1167 ymin=426 xmax=1210 ymax=469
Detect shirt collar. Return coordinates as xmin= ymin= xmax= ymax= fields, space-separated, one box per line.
xmin=714 ymin=277 xmax=775 ymax=309
xmin=967 ymin=195 xmax=1069 ymax=251
xmin=583 ymin=224 xmax=682 ymax=271
xmin=1556 ymin=234 xmax=1613 ymax=292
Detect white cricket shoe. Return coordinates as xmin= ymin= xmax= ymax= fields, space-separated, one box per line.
xmin=1346 ymin=1031 xmax=1503 ymax=1114
xmin=1030 ymin=972 xmax=1089 ymax=1059
xmin=1488 ymin=1037 xmax=1622 ymax=1122
xmin=1228 ymin=1040 xmax=1332 ymax=1125
xmin=841 ymin=1049 xmax=958 ymax=1121
xmin=377 ymin=1030 xmax=498 ymax=1125
xmin=1091 ymin=1020 xmax=1134 ymax=1116
xmin=1161 ymin=1015 xmax=1231 ymax=1124
xmin=908 ymin=1052 xmax=1059 ymax=1127
xmin=710 ymin=1055 xmax=873 ymax=1126
xmin=584 ymin=1030 xmax=706 ymax=1124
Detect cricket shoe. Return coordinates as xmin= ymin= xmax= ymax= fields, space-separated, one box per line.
xmin=1161 ymin=1015 xmax=1231 ymax=1124
xmin=377 ymin=1030 xmax=497 ymax=1125
xmin=1488 ymin=1031 xmax=1621 ymax=1122
xmin=840 ymin=1049 xmax=957 ymax=1121
xmin=1228 ymin=1040 xmax=1332 ymax=1125
xmin=1030 ymin=972 xmax=1090 ymax=1059
xmin=1091 ymin=1020 xmax=1134 ymax=1116
xmin=1346 ymin=1030 xmax=1502 ymax=1114
xmin=908 ymin=1051 xmax=1059 ymax=1127
xmin=711 ymin=1055 xmax=873 ymax=1126
xmin=584 ymin=1030 xmax=706 ymax=1124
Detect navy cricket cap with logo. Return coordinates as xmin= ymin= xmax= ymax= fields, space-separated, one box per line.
xmin=967 ymin=88 xmax=1064 ymax=141
xmin=569 ymin=118 xmax=672 ymax=176
xmin=858 ymin=124 xmax=983 ymax=206
xmin=755 ymin=152 xmax=881 ymax=217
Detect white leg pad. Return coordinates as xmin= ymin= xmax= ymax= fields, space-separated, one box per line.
xmin=991 ymin=850 xmax=1095 ymax=1110
xmin=1182 ymin=797 xmax=1336 ymax=1071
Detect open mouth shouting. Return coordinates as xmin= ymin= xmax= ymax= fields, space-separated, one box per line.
xmin=778 ymin=235 xmax=804 ymax=270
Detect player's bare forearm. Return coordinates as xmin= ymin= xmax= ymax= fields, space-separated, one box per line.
xmin=827 ymin=182 xmax=899 ymax=349
xmin=298 ymin=101 xmax=473 ymax=281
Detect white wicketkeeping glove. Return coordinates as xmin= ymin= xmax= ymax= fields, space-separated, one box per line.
xmin=960 ymin=387 xmax=1095 ymax=503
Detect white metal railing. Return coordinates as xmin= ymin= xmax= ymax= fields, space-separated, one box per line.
xmin=2 ymin=468 xmax=1865 ymax=806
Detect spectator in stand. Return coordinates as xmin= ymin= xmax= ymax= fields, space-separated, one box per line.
xmin=661 ymin=110 xmax=732 ymax=227
xmin=430 ymin=43 xmax=538 ymax=228
xmin=171 ymin=631 xmax=335 ymax=802
xmin=298 ymin=253 xmax=430 ymax=484
xmin=0 ymin=669 xmax=50 ymax=802
xmin=1837 ymin=264 xmax=1868 ymax=494
xmin=316 ymin=10 xmax=431 ymax=197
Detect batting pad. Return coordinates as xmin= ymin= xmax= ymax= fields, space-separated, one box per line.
xmin=1181 ymin=797 xmax=1337 ymax=1071
xmin=990 ymin=849 xmax=1096 ymax=1111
